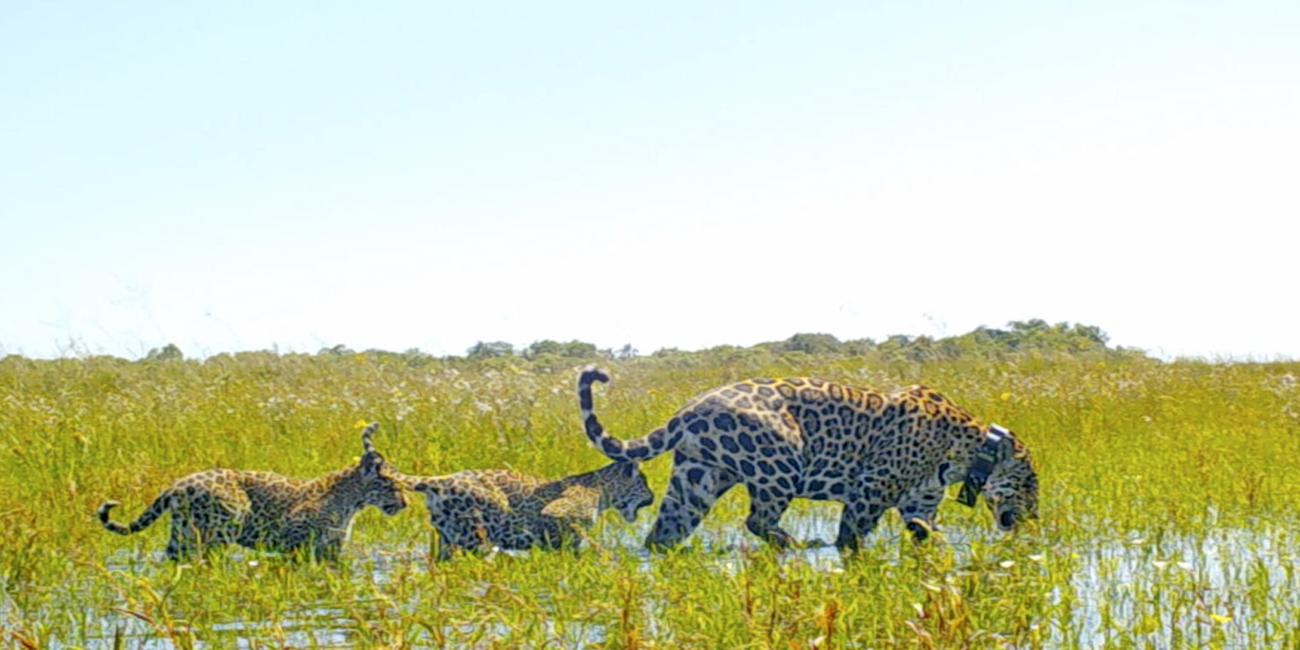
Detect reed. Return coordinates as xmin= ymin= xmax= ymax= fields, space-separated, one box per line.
xmin=2 ymin=351 xmax=1297 ymax=648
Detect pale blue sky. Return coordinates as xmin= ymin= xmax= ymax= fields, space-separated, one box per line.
xmin=2 ymin=0 xmax=1297 ymax=360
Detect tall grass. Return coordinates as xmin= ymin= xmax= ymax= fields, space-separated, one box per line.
xmin=2 ymin=351 xmax=1298 ymax=648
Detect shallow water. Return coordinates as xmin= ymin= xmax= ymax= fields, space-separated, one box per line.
xmin=1055 ymin=524 xmax=1299 ymax=648
xmin=644 ymin=510 xmax=1300 ymax=649
xmin=16 ymin=511 xmax=1299 ymax=649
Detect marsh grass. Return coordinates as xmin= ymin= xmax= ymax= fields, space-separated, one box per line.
xmin=3 ymin=351 xmax=1299 ymax=648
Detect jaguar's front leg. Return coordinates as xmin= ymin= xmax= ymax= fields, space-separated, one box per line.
xmin=834 ymin=496 xmax=891 ymax=552
xmin=897 ymin=484 xmax=945 ymax=543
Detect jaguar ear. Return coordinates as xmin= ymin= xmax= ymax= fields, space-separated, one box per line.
xmin=1002 ymin=435 xmax=1030 ymax=461
xmin=359 ymin=451 xmax=382 ymax=477
xmin=995 ymin=430 xmax=1021 ymax=461
xmin=360 ymin=421 xmax=380 ymax=454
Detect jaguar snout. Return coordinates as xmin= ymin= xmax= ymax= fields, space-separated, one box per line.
xmin=999 ymin=510 xmax=1015 ymax=530
xmin=997 ymin=507 xmax=1028 ymax=531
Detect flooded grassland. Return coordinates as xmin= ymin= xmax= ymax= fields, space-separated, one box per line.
xmin=2 ymin=352 xmax=1298 ymax=648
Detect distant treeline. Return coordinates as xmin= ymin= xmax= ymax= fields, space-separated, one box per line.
xmin=90 ymin=319 xmax=1144 ymax=368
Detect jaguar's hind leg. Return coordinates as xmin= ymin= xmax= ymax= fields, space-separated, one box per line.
xmin=743 ymin=485 xmax=796 ymax=549
xmin=166 ymin=513 xmax=235 ymax=561
xmin=645 ymin=459 xmax=740 ymax=551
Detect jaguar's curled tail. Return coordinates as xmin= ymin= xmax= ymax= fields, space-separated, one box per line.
xmin=577 ymin=365 xmax=673 ymax=463
xmin=97 ymin=497 xmax=167 ymax=536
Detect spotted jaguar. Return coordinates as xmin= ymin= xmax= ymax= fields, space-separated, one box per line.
xmin=578 ymin=366 xmax=1038 ymax=551
xmin=401 ymin=460 xmax=653 ymax=560
xmin=97 ymin=422 xmax=407 ymax=561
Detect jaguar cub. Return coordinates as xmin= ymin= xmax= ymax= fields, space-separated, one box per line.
xmin=402 ymin=461 xmax=653 ymax=560
xmin=97 ymin=422 xmax=407 ymax=561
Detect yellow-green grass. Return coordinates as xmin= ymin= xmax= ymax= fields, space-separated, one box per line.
xmin=2 ymin=352 xmax=1298 ymax=648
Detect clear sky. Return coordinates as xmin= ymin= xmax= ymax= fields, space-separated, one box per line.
xmin=2 ymin=0 xmax=1297 ymax=361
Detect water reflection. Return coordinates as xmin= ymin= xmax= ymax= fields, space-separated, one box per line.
xmin=32 ymin=512 xmax=1300 ymax=649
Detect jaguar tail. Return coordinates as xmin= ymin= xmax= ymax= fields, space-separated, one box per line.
xmin=578 ymin=366 xmax=675 ymax=463
xmin=97 ymin=494 xmax=169 ymax=536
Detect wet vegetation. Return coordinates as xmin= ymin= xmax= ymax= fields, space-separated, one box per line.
xmin=2 ymin=322 xmax=1298 ymax=648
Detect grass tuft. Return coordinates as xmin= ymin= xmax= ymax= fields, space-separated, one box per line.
xmin=1 ymin=353 xmax=1298 ymax=647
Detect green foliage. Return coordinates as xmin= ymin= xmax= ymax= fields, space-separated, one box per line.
xmin=1 ymin=334 xmax=1298 ymax=648
xmin=300 ymin=321 xmax=1134 ymax=367
xmin=144 ymin=343 xmax=184 ymax=362
xmin=522 ymin=339 xmax=599 ymax=360
xmin=766 ymin=332 xmax=845 ymax=355
xmin=317 ymin=343 xmax=354 ymax=356
xmin=466 ymin=340 xmax=515 ymax=359
xmin=745 ymin=321 xmax=1132 ymax=364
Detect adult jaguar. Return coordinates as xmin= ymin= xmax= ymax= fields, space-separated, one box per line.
xmin=401 ymin=460 xmax=653 ymax=560
xmin=577 ymin=366 xmax=1038 ymax=551
xmin=97 ymin=422 xmax=407 ymax=561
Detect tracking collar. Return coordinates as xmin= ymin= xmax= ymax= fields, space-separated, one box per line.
xmin=957 ymin=424 xmax=1010 ymax=507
